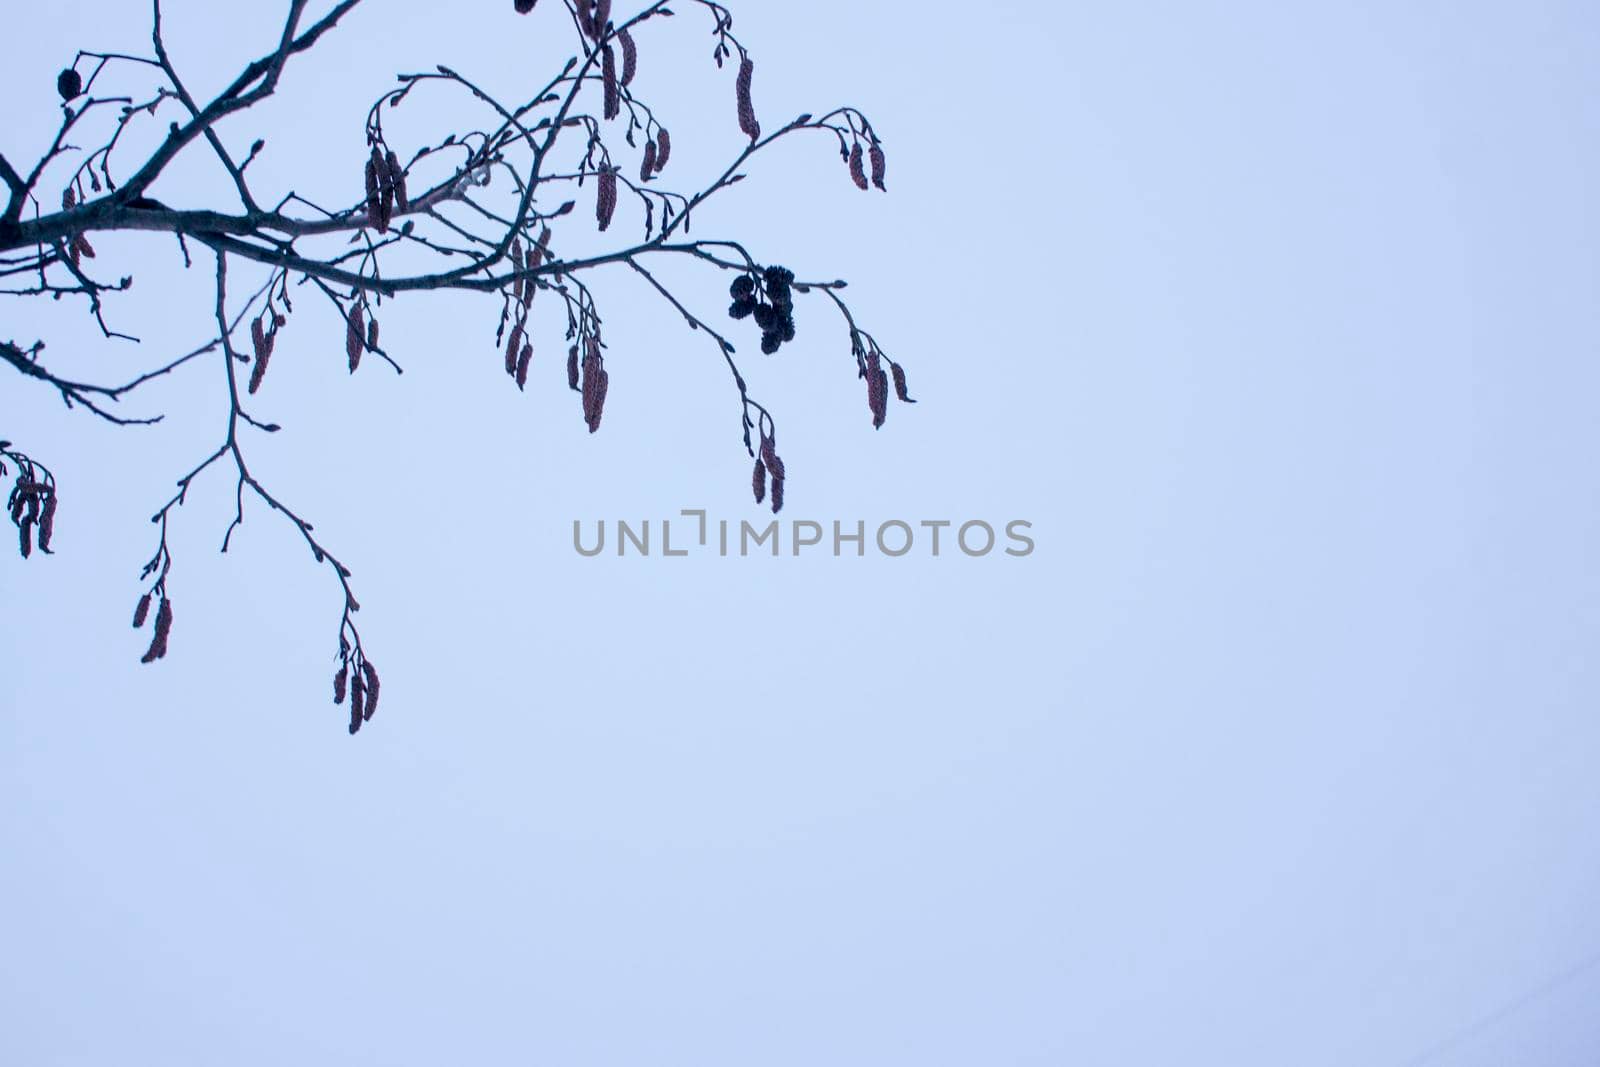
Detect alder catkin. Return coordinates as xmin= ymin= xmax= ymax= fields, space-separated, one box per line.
xmin=602 ymin=45 xmax=620 ymax=120
xmin=618 ymin=28 xmax=637 ymax=86
xmin=640 ymin=139 xmax=657 ymax=182
xmin=890 ymin=361 xmax=914 ymax=402
xmin=38 ymin=493 xmax=55 ymax=552
xmin=516 ymin=343 xmax=532 ymax=389
xmin=595 ymin=166 xmax=618 ymax=231
xmin=594 ymin=0 xmax=611 ymax=36
xmin=567 ymin=344 xmax=580 ymax=390
xmin=133 ymin=592 xmax=152 ymax=629
xmin=654 ymin=127 xmax=671 ymax=173
xmin=386 ymin=150 xmax=408 ymax=212
xmin=333 ymin=663 xmax=348 ymax=705
xmin=364 ymin=156 xmax=381 ymax=228
xmin=736 ymin=56 xmax=760 ymax=141
xmin=506 ymin=323 xmax=524 ymax=375
xmin=869 ymin=142 xmax=887 ymax=190
xmin=361 ymin=661 xmax=380 ymax=721
xmin=770 ymin=475 xmax=784 ymax=514
xmin=849 ymin=143 xmax=869 ymax=190
xmin=752 ymin=457 xmax=766 ymax=505
xmin=367 ymin=317 xmax=380 ymax=350
xmin=141 ymin=597 xmax=172 ymax=663
xmin=760 ymin=436 xmax=785 ymax=482
xmin=347 ymin=306 xmax=365 ymax=371
xmin=866 ymin=351 xmax=887 ymax=427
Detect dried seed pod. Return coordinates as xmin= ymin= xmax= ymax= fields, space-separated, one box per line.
xmin=566 ymin=344 xmax=580 ymax=390
xmin=752 ymin=457 xmax=767 ymax=505
xmin=386 ymin=150 xmax=408 ymax=212
xmin=133 ymin=592 xmax=152 ymax=629
xmin=57 ymin=68 xmax=81 ymax=101
xmin=736 ymin=56 xmax=760 ymax=141
xmin=515 ymin=342 xmax=532 ymax=389
xmin=618 ymin=28 xmax=638 ymax=86
xmin=38 ymin=493 xmax=55 ymax=552
xmin=364 ymin=156 xmax=381 ymax=228
xmin=347 ymin=305 xmax=365 ymax=371
xmin=602 ymin=45 xmax=620 ymax=120
xmin=506 ymin=323 xmax=524 ymax=375
xmin=770 ymin=475 xmax=785 ymax=514
xmin=333 ymin=662 xmax=349 ymax=705
xmin=361 ymin=661 xmax=380 ymax=721
xmin=848 ymin=143 xmax=869 ymax=190
xmin=595 ymin=166 xmax=617 ymax=231
xmin=869 ymin=142 xmax=887 ymax=190
xmin=654 ymin=127 xmax=671 ymax=173
xmin=640 ymin=139 xmax=657 ymax=182
xmin=890 ymin=361 xmax=914 ymax=402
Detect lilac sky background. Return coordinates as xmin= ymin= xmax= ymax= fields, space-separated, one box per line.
xmin=5 ymin=1 xmax=1600 ymax=1064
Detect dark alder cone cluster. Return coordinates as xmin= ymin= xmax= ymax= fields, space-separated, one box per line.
xmin=8 ymin=474 xmax=57 ymax=558
xmin=134 ymin=594 xmax=174 ymax=663
xmin=736 ymin=55 xmax=760 ymax=141
xmin=728 ymin=267 xmax=797 ymax=355
xmin=56 ymin=68 xmax=82 ymax=101
xmin=333 ymin=655 xmax=381 ymax=734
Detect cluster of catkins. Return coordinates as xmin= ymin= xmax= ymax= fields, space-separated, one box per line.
xmin=569 ymin=335 xmax=609 ymax=432
xmin=751 ymin=433 xmax=786 ymax=514
xmin=363 ymin=144 xmax=409 ymax=233
xmin=333 ymin=652 xmax=381 ymax=735
xmin=346 ymin=303 xmax=379 ymax=372
xmin=502 ymin=229 xmax=549 ymax=388
xmin=247 ymin=308 xmax=289 ymax=394
xmin=8 ymin=473 xmax=56 ymax=559
xmin=131 ymin=591 xmax=173 ymax=663
xmin=729 ymin=266 xmax=797 ymax=355
xmin=861 ymin=345 xmax=915 ymax=430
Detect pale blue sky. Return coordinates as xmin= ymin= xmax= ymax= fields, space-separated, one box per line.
xmin=4 ymin=2 xmax=1600 ymax=1064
